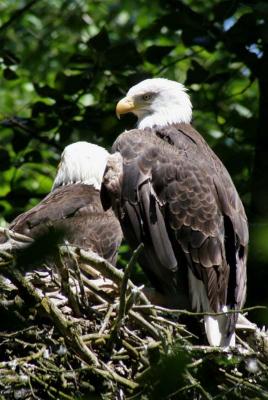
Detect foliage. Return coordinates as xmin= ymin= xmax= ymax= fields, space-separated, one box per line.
xmin=0 ymin=0 xmax=268 ymax=398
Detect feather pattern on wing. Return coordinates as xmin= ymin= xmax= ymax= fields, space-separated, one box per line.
xmin=109 ymin=122 xmax=248 ymax=344
xmin=9 ymin=184 xmax=122 ymax=265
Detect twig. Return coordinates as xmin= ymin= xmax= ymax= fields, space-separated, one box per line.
xmin=89 ymin=365 xmax=139 ymax=390
xmin=99 ymin=304 xmax=116 ymax=334
xmin=223 ymin=80 xmax=255 ymax=100
xmin=69 ymin=251 xmax=88 ymax=307
xmin=156 ymin=49 xmax=204 ymax=75
xmin=118 ymin=244 xmax=144 ymax=318
xmin=0 ymin=260 xmax=145 ymax=392
xmin=122 ymin=339 xmax=149 ymax=366
xmin=41 ymin=297 xmax=100 ymax=366
xmin=69 ymin=247 xmax=151 ymax=307
xmin=0 ymin=228 xmax=33 ymax=242
xmin=0 ymin=251 xmax=13 ymax=261
xmin=82 ymin=333 xmax=110 ymax=342
xmin=110 ymin=244 xmax=144 ymax=342
xmin=56 ymin=252 xmax=82 ymax=316
xmin=185 ymin=370 xmax=213 ymax=400
xmin=129 ymin=310 xmax=160 ymax=340
xmin=133 ymin=304 xmax=267 ymax=317
xmin=221 ymin=369 xmax=268 ymax=398
xmin=0 ymin=228 xmax=33 ymax=253
xmin=0 ymin=345 xmax=46 ymax=368
xmin=1 ymin=237 xmax=267 ymax=398
xmin=0 ymin=296 xmax=24 ymax=310
xmin=168 ymin=383 xmax=198 ymax=398
xmin=0 ymin=0 xmax=39 ymax=33
xmin=20 ymin=366 xmax=74 ymax=400
xmin=2 ymin=267 xmax=100 ymax=367
xmin=184 ymin=344 xmax=254 ymax=357
xmin=80 ymin=272 xmax=112 ymax=303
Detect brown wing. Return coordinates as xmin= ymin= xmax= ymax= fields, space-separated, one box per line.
xmin=112 ymin=127 xmax=248 ymax=316
xmin=155 ymin=123 xmax=248 ymax=309
xmin=9 ymin=184 xmax=122 ymax=265
xmin=155 ymin=123 xmax=248 ymax=242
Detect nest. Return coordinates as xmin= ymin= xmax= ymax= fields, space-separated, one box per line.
xmin=0 ymin=228 xmax=267 ymax=399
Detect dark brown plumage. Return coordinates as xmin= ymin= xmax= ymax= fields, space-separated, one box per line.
xmin=9 ymin=183 xmax=122 ymax=265
xmin=2 ymin=141 xmax=123 ymax=267
xmin=104 ymin=122 xmax=248 ymax=345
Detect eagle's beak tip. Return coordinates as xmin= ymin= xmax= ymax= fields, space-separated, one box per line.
xmin=115 ymin=97 xmax=135 ymax=119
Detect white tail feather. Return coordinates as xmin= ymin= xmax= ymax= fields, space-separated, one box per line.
xmin=188 ymin=268 xmax=235 ymax=347
xmin=204 ymin=314 xmax=235 ymax=347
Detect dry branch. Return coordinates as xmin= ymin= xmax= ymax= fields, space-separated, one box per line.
xmin=0 ymin=229 xmax=267 ymax=399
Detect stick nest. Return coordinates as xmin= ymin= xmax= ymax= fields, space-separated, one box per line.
xmin=0 ymin=228 xmax=267 ymax=400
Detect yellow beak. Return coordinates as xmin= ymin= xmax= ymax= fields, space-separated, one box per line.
xmin=116 ymin=96 xmax=135 ymax=119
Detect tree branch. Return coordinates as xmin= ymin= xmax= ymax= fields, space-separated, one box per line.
xmin=0 ymin=0 xmax=40 ymax=33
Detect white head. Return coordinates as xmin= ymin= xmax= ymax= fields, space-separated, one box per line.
xmin=116 ymin=78 xmax=192 ymax=129
xmin=52 ymin=141 xmax=109 ymax=191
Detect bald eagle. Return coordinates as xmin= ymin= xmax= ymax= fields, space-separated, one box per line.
xmin=6 ymin=142 xmax=122 ymax=265
xmin=104 ymin=78 xmax=248 ymax=346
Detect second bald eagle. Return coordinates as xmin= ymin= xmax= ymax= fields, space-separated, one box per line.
xmin=103 ymin=78 xmax=248 ymax=346
xmin=6 ymin=142 xmax=122 ymax=265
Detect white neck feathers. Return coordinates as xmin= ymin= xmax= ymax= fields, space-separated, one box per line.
xmin=126 ymin=78 xmax=193 ymax=129
xmin=137 ymin=103 xmax=192 ymax=129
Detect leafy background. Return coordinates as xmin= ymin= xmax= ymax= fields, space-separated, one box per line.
xmin=0 ymin=0 xmax=267 ymax=326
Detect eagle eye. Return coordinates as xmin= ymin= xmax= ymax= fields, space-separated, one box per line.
xmin=142 ymin=93 xmax=152 ymax=101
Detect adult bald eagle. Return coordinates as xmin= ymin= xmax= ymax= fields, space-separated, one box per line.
xmin=6 ymin=142 xmax=122 ymax=265
xmin=104 ymin=78 xmax=248 ymax=346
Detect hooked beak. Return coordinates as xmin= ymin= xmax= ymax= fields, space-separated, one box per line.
xmin=116 ymin=96 xmax=135 ymax=119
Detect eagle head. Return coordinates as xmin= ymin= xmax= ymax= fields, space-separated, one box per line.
xmin=116 ymin=78 xmax=192 ymax=129
xmin=52 ymin=142 xmax=109 ymax=191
